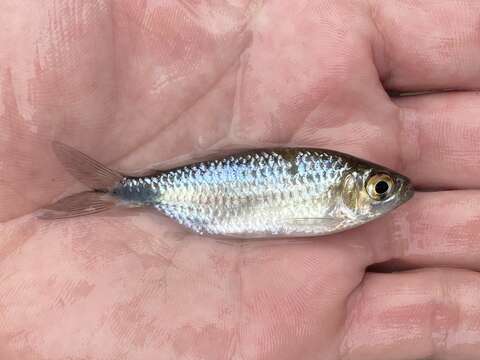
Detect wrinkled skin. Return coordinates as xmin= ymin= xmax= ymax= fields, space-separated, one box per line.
xmin=2 ymin=1 xmax=480 ymax=359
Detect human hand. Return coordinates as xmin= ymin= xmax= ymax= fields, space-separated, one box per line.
xmin=1 ymin=1 xmax=480 ymax=359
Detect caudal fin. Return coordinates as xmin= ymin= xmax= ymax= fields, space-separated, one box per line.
xmin=52 ymin=141 xmax=123 ymax=191
xmin=38 ymin=142 xmax=124 ymax=220
xmin=38 ymin=191 xmax=116 ymax=219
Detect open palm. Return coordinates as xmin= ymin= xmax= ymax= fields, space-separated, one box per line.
xmin=2 ymin=1 xmax=480 ymax=359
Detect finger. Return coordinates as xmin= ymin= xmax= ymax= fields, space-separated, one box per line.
xmin=341 ymin=269 xmax=480 ymax=360
xmin=371 ymin=0 xmax=480 ymax=91
xmin=356 ymin=191 xmax=480 ymax=272
xmin=394 ymin=92 xmax=480 ymax=189
xmin=294 ymin=91 xmax=480 ymax=191
xmin=229 ymin=190 xmax=480 ymax=275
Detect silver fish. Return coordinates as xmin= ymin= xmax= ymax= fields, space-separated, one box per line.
xmin=40 ymin=142 xmax=414 ymax=238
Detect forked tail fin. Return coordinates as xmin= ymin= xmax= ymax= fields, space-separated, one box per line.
xmin=38 ymin=191 xmax=117 ymax=219
xmin=38 ymin=142 xmax=123 ymax=220
xmin=52 ymin=141 xmax=123 ymax=191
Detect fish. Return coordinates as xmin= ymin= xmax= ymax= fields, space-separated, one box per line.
xmin=39 ymin=142 xmax=414 ymax=238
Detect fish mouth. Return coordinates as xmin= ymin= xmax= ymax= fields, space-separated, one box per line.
xmin=399 ymin=180 xmax=415 ymax=202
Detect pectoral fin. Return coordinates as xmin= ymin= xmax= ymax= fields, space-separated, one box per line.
xmin=283 ymin=217 xmax=344 ymax=229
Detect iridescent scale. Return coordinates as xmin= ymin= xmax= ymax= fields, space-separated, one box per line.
xmin=116 ymin=149 xmax=353 ymax=237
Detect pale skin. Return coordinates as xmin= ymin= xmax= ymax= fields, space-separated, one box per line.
xmin=1 ymin=0 xmax=480 ymax=359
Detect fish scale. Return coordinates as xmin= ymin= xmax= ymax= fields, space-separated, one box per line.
xmin=117 ymin=149 xmax=352 ymax=236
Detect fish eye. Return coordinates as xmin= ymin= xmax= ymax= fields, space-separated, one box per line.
xmin=366 ymin=173 xmax=394 ymax=200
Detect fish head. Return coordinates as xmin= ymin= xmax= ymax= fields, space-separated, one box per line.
xmin=341 ymin=166 xmax=414 ymax=222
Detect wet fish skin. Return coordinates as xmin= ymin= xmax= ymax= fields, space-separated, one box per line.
xmin=40 ymin=143 xmax=414 ymax=238
xmin=111 ymin=148 xmax=413 ymax=237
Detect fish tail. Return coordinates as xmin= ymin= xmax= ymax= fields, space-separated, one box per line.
xmin=38 ymin=191 xmax=117 ymax=219
xmin=38 ymin=141 xmax=124 ymax=220
xmin=51 ymin=141 xmax=123 ymax=191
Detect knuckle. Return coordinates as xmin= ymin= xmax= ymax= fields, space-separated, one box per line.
xmin=429 ymin=269 xmax=462 ymax=357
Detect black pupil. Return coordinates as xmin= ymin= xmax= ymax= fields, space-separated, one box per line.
xmin=375 ymin=180 xmax=390 ymax=195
